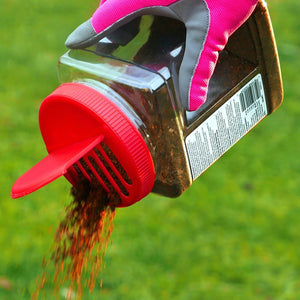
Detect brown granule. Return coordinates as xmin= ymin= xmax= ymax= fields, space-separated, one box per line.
xmin=32 ymin=176 xmax=120 ymax=299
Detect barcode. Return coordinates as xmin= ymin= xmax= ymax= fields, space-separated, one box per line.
xmin=240 ymin=78 xmax=262 ymax=111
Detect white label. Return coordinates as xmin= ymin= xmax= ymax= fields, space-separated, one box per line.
xmin=185 ymin=74 xmax=268 ymax=181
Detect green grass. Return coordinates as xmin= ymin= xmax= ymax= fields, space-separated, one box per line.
xmin=1 ymin=0 xmax=299 ymax=299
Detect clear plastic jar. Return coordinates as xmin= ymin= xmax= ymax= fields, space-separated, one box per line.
xmin=12 ymin=0 xmax=283 ymax=206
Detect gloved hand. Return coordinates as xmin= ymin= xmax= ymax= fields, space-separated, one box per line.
xmin=65 ymin=0 xmax=258 ymax=111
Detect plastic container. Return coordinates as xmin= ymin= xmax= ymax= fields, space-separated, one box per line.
xmin=11 ymin=0 xmax=283 ymax=207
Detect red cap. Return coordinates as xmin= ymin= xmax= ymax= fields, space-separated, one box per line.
xmin=11 ymin=83 xmax=155 ymax=207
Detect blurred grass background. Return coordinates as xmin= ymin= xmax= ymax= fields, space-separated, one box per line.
xmin=0 ymin=0 xmax=299 ymax=299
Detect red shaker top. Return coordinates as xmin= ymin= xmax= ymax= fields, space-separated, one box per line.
xmin=11 ymin=83 xmax=155 ymax=207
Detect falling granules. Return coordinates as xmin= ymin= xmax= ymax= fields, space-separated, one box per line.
xmin=32 ymin=177 xmax=120 ymax=299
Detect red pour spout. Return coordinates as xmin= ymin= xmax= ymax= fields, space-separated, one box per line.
xmin=11 ymin=83 xmax=155 ymax=207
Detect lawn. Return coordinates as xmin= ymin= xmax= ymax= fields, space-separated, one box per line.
xmin=0 ymin=0 xmax=299 ymax=299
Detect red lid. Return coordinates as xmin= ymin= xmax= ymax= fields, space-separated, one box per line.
xmin=11 ymin=83 xmax=155 ymax=207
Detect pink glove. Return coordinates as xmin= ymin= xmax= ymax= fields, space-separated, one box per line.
xmin=65 ymin=0 xmax=258 ymax=111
